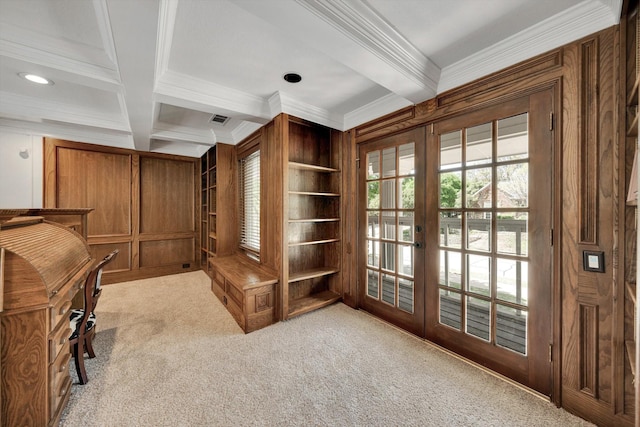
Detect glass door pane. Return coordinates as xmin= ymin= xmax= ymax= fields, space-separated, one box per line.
xmin=437 ymin=114 xmax=530 ymax=356
xmin=360 ymin=128 xmax=424 ymax=336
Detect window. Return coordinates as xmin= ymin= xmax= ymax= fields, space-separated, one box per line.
xmin=239 ymin=149 xmax=260 ymax=258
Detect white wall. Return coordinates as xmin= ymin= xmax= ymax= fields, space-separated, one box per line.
xmin=0 ymin=131 xmax=43 ymax=208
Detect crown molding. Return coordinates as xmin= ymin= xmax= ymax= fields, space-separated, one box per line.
xmin=149 ymin=139 xmax=210 ymax=158
xmin=343 ymin=93 xmax=413 ymax=131
xmin=597 ymin=0 xmax=623 ymax=17
xmin=93 ymin=0 xmax=120 ymax=68
xmin=151 ymin=123 xmax=216 ymax=146
xmin=156 ymin=70 xmax=271 ymax=121
xmin=156 ymin=0 xmax=179 ymax=80
xmin=0 ymin=18 xmax=120 ymax=84
xmin=231 ymin=121 xmax=263 ymax=144
xmin=438 ymin=0 xmax=619 ymax=93
xmin=0 ymin=92 xmax=130 ymax=133
xmin=0 ymin=117 xmax=134 ymax=150
xmin=270 ymin=91 xmax=344 ymax=130
xmin=295 ymin=0 xmax=440 ymax=94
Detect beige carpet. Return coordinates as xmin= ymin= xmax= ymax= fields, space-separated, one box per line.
xmin=60 ymin=270 xmax=592 ymax=427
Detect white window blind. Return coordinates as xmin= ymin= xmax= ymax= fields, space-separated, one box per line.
xmin=239 ymin=149 xmax=260 ymax=255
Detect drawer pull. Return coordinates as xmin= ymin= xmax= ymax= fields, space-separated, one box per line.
xmin=60 ymin=383 xmax=71 ymax=398
xmin=59 ymin=363 xmax=67 ymax=373
xmin=59 ymin=336 xmax=67 ymax=346
xmin=59 ymin=301 xmax=72 ymax=316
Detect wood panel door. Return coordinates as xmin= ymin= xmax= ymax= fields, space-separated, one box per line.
xmin=358 ymin=127 xmax=426 ymax=336
xmin=425 ymin=89 xmax=554 ymax=396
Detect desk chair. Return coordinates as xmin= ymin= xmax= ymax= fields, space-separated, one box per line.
xmin=69 ymin=249 xmax=119 ymax=384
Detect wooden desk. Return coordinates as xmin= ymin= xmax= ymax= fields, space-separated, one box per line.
xmin=0 ymin=217 xmax=92 ymax=426
xmin=210 ymin=254 xmax=278 ymax=333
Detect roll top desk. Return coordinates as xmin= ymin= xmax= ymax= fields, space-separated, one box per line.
xmin=0 ymin=215 xmax=93 ymax=426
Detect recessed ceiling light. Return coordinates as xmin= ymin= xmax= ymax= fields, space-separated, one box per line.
xmin=18 ymin=72 xmax=54 ymax=85
xmin=283 ymin=73 xmax=302 ymax=83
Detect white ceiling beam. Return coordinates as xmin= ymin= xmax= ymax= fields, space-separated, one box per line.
xmin=233 ymin=0 xmax=439 ymax=104
xmin=105 ymin=0 xmax=160 ymax=152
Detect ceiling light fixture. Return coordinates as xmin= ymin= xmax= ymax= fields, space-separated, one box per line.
xmin=18 ymin=72 xmax=54 ymax=85
xmin=283 ymin=73 xmax=302 ymax=83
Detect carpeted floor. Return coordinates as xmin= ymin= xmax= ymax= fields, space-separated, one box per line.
xmin=60 ymin=270 xmax=592 ymax=427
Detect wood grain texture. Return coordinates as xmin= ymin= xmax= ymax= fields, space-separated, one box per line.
xmin=44 ymin=138 xmax=200 ymax=283
xmin=1 ymin=220 xmax=92 ymax=427
xmin=56 ymin=146 xmax=132 ymax=237
xmin=579 ymin=39 xmax=600 ymax=245
xmin=214 ymin=143 xmax=237 ymax=257
xmin=140 ymin=157 xmax=194 ymax=234
xmin=1 ymin=310 xmax=47 ymax=427
xmin=209 ymin=254 xmax=277 ymax=333
xmin=139 ymin=238 xmax=195 ymax=268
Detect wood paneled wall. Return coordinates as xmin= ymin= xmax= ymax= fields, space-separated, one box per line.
xmin=347 ymin=24 xmax=634 ymax=426
xmin=44 ymin=138 xmax=200 ymax=284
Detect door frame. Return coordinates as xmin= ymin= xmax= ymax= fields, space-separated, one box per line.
xmin=353 ymin=83 xmax=562 ymax=401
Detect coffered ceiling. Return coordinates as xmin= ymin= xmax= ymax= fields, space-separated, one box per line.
xmin=0 ymin=0 xmax=622 ymax=157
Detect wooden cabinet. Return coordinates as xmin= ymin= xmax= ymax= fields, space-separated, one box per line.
xmin=44 ymin=138 xmax=200 ymax=285
xmin=282 ymin=117 xmax=342 ymax=319
xmin=210 ymin=254 xmax=277 ymax=333
xmin=200 ymin=143 xmax=236 ymax=277
xmin=0 ymin=216 xmax=93 ymax=427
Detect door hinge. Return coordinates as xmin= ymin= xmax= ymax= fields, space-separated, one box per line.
xmin=549 ymin=112 xmax=554 ymax=131
xmin=549 ymin=344 xmax=553 ymax=362
xmin=430 ymin=123 xmax=434 ymax=135
xmin=356 ymin=158 xmax=360 ymax=168
xmin=550 ymin=229 xmax=554 ymax=246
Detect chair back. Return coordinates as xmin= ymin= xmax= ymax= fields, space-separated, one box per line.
xmin=75 ymin=249 xmax=119 ymax=337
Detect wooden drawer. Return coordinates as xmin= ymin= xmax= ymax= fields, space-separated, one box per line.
xmin=226 ymin=280 xmax=244 ymax=308
xmin=226 ymin=297 xmax=245 ymax=331
xmin=49 ymin=281 xmax=77 ymax=329
xmin=49 ymin=349 xmax=72 ymax=419
xmin=49 ymin=317 xmax=72 ymax=364
xmin=211 ymin=275 xmax=225 ymax=302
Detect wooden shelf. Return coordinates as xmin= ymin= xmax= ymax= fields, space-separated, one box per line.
xmin=289 ymin=238 xmax=340 ymax=247
xmin=289 ymin=267 xmax=339 ymax=283
xmin=289 ymin=161 xmax=339 ymax=173
xmin=288 ymin=290 xmax=341 ymax=318
xmin=289 ymin=218 xmax=339 ymax=223
xmin=626 ymin=340 xmax=636 ymax=377
xmin=289 ymin=190 xmax=340 ymax=197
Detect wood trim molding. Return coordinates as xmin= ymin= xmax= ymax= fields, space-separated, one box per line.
xmin=436 ymin=51 xmax=563 ymax=108
xmin=578 ymin=39 xmax=600 ymax=245
xmin=354 ymin=106 xmax=415 ymax=140
xmin=580 ymin=303 xmax=600 ymax=397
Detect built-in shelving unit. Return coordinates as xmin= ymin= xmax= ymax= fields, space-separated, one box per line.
xmin=623 ymin=0 xmax=639 ymax=421
xmin=200 ymin=151 xmax=211 ymax=275
xmin=282 ymin=117 xmax=342 ymax=319
xmin=200 ymin=143 xmax=237 ymax=277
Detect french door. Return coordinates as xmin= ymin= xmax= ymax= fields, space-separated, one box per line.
xmin=358 ymin=127 xmax=426 ymax=336
xmin=358 ymin=89 xmax=554 ymax=396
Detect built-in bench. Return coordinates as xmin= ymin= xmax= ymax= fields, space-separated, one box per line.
xmin=209 ymin=254 xmax=278 ymax=333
